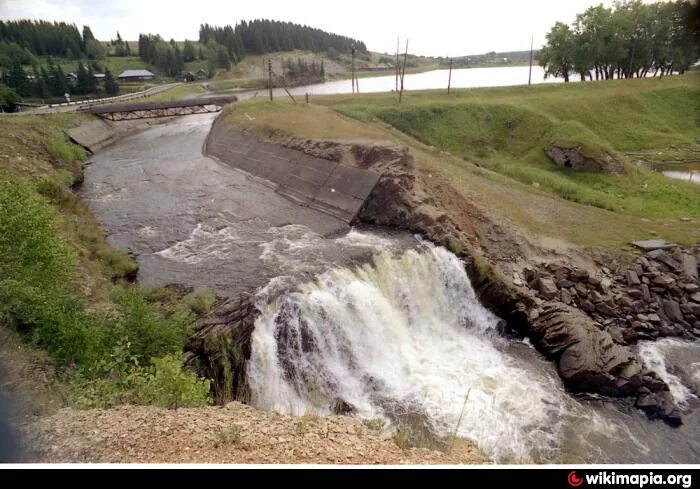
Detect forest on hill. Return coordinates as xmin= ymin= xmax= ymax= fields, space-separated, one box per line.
xmin=0 ymin=17 xmax=369 ymax=109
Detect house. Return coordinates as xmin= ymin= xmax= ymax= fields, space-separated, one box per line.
xmin=117 ymin=69 xmax=155 ymax=82
xmin=94 ymin=73 xmax=106 ymax=81
xmin=181 ymin=71 xmax=195 ymax=82
xmin=195 ymin=68 xmax=208 ymax=80
xmin=66 ymin=72 xmax=78 ymax=86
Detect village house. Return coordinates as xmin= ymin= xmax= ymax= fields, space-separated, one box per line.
xmin=117 ymin=69 xmax=155 ymax=82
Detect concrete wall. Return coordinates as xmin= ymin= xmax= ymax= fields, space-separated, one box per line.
xmin=67 ymin=119 xmax=118 ymax=153
xmin=205 ymin=117 xmax=381 ymax=223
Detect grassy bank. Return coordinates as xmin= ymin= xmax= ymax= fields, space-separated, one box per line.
xmin=329 ymin=74 xmax=700 ymax=219
xmin=0 ymin=114 xmax=213 ymax=410
xmin=225 ymin=74 xmax=699 ymax=248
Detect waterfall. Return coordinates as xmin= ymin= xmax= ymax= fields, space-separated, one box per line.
xmin=247 ymin=244 xmax=571 ymax=462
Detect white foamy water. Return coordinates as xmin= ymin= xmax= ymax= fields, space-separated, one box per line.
xmin=156 ymin=219 xmax=270 ymax=264
xmin=248 ymin=244 xmax=575 ymax=463
xmin=637 ymin=339 xmax=700 ymax=408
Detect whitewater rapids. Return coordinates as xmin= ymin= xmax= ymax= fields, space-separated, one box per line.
xmin=248 ymin=244 xmax=573 ymax=462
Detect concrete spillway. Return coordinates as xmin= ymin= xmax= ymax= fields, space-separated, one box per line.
xmin=204 ymin=116 xmax=381 ymax=223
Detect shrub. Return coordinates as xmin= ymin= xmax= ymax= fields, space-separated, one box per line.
xmin=46 ymin=133 xmax=85 ymax=164
xmin=110 ymin=288 xmax=187 ymax=364
xmin=180 ymin=290 xmax=215 ymax=317
xmin=362 ymin=418 xmax=385 ymax=431
xmin=135 ymin=354 xmax=212 ymax=408
xmin=99 ymin=248 xmax=138 ymax=281
xmin=214 ymin=425 xmax=242 ymax=446
xmin=36 ymin=178 xmax=76 ymax=207
xmin=77 ymin=349 xmax=211 ymax=409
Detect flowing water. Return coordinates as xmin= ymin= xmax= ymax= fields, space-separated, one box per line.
xmin=83 ymin=115 xmax=699 ymax=464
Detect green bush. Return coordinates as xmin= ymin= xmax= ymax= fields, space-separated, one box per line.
xmin=77 ymin=346 xmax=211 ymax=409
xmin=110 ymin=288 xmax=187 ymax=365
xmin=99 ymin=248 xmax=138 ymax=281
xmin=0 ymin=179 xmax=75 ymax=330
xmin=180 ymin=290 xmax=215 ymax=317
xmin=46 ymin=133 xmax=85 ymax=164
xmin=137 ymin=354 xmax=212 ymax=408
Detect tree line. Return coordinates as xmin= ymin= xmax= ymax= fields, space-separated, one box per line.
xmin=0 ymin=20 xmax=107 ymax=60
xmin=199 ymin=19 xmax=367 ymax=65
xmin=137 ymin=35 xmax=185 ymax=77
xmin=281 ymin=57 xmax=326 ymax=84
xmin=539 ymin=0 xmax=698 ymax=82
xmin=2 ymin=57 xmax=119 ymax=101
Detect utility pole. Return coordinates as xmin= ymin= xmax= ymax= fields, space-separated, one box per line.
xmin=399 ymin=39 xmax=408 ymax=103
xmin=448 ymin=58 xmax=453 ymax=94
xmin=528 ymin=36 xmax=534 ymax=86
xmin=395 ymin=37 xmax=400 ymax=92
xmin=268 ymin=59 xmax=273 ymax=101
xmin=351 ymin=46 xmax=356 ymax=94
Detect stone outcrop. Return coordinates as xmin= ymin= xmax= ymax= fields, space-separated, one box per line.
xmin=546 ymin=144 xmax=625 ymax=174
xmin=185 ymin=296 xmax=259 ymax=404
xmin=521 ymin=247 xmax=700 ymax=345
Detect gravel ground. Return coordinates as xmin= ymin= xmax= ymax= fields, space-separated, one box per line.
xmin=22 ymin=402 xmax=488 ymax=465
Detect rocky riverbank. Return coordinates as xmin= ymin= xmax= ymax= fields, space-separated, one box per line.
xmin=219 ymin=128 xmax=697 ymax=427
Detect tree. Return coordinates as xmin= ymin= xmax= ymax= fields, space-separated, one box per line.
xmin=33 ymin=64 xmax=49 ymax=98
xmin=3 ymin=61 xmax=31 ymax=96
xmin=76 ymin=62 xmax=93 ymax=94
xmin=104 ymin=69 xmax=119 ymax=95
xmin=539 ymin=22 xmax=576 ymax=82
xmin=543 ymin=0 xmax=699 ymax=81
xmin=215 ymin=44 xmax=231 ymax=69
xmin=113 ymin=31 xmax=127 ymax=56
xmin=85 ymin=39 xmax=104 ymax=59
xmin=82 ymin=25 xmax=95 ymax=48
xmin=0 ymin=82 xmax=19 ymax=111
xmin=183 ymin=39 xmax=196 ymax=62
xmin=47 ymin=60 xmax=68 ymax=97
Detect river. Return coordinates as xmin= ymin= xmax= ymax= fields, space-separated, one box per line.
xmin=214 ymin=65 xmax=569 ymax=101
xmin=82 ymin=114 xmax=699 ymax=464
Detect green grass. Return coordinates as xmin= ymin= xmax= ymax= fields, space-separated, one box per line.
xmin=0 ymin=113 xmax=212 ymax=409
xmin=145 ymin=82 xmax=206 ymax=102
xmin=329 ymin=74 xmax=700 ymax=219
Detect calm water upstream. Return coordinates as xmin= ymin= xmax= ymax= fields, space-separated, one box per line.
xmin=82 ymin=112 xmax=699 ymax=464
xmin=219 ymin=65 xmax=569 ymax=100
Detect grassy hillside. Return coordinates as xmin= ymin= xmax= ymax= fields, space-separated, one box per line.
xmin=325 ymin=74 xmax=700 ymax=219
xmin=225 ymin=75 xmax=699 ymax=248
xmin=0 ymin=114 xmax=213 ymax=409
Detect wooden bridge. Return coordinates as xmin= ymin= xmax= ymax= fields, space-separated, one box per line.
xmin=81 ymin=96 xmax=237 ymax=121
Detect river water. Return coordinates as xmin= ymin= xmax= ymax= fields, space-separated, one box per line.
xmin=82 ymin=114 xmax=699 ymax=464
xmin=218 ymin=65 xmax=568 ymax=101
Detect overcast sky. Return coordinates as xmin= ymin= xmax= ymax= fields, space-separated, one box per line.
xmin=1 ymin=0 xmax=647 ymax=56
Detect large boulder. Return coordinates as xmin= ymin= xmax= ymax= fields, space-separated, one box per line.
xmin=530 ymin=304 xmax=641 ymax=395
xmin=529 ymin=304 xmax=683 ymax=425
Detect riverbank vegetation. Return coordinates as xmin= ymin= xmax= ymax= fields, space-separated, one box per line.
xmin=0 ymin=114 xmax=213 ymax=409
xmin=539 ymin=0 xmax=698 ymax=82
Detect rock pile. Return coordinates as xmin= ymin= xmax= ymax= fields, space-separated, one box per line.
xmin=523 ymin=247 xmax=700 ymax=347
